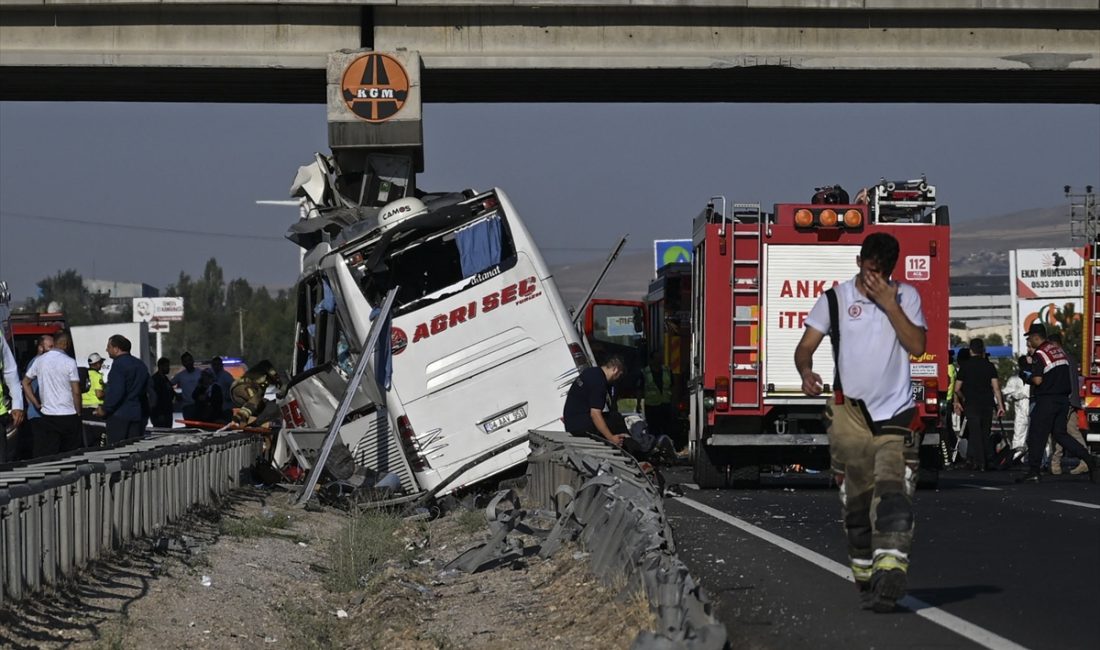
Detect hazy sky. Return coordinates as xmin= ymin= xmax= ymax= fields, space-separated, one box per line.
xmin=1 ymin=102 xmax=1097 ymax=302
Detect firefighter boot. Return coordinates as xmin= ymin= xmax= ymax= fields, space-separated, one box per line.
xmin=851 ymin=558 xmax=874 ymax=609
xmin=870 ymin=569 xmax=907 ymax=613
xmin=869 ymin=554 xmax=908 ymax=613
xmin=857 ymin=581 xmax=874 ymax=610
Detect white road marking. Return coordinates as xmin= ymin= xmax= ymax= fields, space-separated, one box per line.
xmin=674 ymin=496 xmax=1032 ymax=650
xmin=1051 ymin=499 xmax=1100 ymax=510
xmin=961 ymin=484 xmax=1004 ymax=491
xmin=682 ymin=483 xmax=700 ymax=491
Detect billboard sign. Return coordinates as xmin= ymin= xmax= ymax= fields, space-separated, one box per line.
xmin=1011 ymin=248 xmax=1085 ymax=299
xmin=654 ymin=239 xmax=692 ymax=272
xmin=133 ymin=297 xmax=185 ymax=323
xmin=1014 ymin=298 xmax=1082 ymax=355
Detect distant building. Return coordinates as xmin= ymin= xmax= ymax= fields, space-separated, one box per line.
xmin=84 ymin=279 xmax=159 ymax=300
xmin=948 ymin=275 xmax=1013 ymax=339
xmin=83 ymin=279 xmax=159 ymax=315
xmin=950 ymin=275 xmax=1009 ymax=297
xmin=949 ymin=294 xmax=1013 ymax=329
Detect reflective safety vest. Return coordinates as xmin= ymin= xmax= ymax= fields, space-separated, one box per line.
xmin=643 ymin=366 xmax=673 ymax=407
xmin=82 ymin=369 xmax=104 ymax=409
xmin=946 ymin=363 xmax=957 ymax=402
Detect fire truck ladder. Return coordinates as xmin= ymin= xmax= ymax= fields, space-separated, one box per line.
xmin=1089 ymin=251 xmax=1100 ymax=375
xmin=729 ymin=203 xmax=765 ymax=408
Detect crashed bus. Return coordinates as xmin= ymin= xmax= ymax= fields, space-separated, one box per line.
xmin=276 ymin=165 xmax=587 ymax=497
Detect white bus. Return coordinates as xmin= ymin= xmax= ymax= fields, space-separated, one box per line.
xmin=278 ymin=188 xmax=588 ymax=496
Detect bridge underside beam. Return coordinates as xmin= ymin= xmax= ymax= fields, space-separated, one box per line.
xmin=1 ymin=65 xmax=1097 ymax=104
xmin=0 ymin=5 xmax=1097 ymax=103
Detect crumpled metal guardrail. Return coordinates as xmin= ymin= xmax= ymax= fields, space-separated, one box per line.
xmin=526 ymin=430 xmax=727 ymax=650
xmin=0 ymin=429 xmax=262 ymax=606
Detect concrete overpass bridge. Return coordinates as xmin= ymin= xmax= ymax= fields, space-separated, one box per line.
xmin=1 ymin=1 xmax=1098 ymax=103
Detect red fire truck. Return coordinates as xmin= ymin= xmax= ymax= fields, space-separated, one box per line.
xmin=582 ymin=298 xmax=647 ymax=408
xmin=1078 ymin=242 xmax=1100 ymax=452
xmin=645 ymin=262 xmax=693 ymax=440
xmin=8 ymin=311 xmax=69 ymax=375
xmin=689 ymin=180 xmax=951 ymax=487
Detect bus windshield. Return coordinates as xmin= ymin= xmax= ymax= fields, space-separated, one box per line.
xmin=347 ymin=207 xmax=518 ymax=316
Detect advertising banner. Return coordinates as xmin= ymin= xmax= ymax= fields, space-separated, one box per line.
xmin=1012 ymin=248 xmax=1085 ymax=299
xmin=1015 ymin=298 xmax=1082 ymax=352
xmin=654 ymin=239 xmax=692 ymax=273
xmin=133 ymin=297 xmax=185 ymax=323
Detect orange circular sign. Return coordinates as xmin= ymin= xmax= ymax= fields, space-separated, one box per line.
xmin=341 ymin=53 xmax=410 ymax=123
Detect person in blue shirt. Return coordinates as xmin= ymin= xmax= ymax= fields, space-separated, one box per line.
xmin=562 ymin=356 xmax=627 ymax=446
xmin=96 ymin=334 xmax=150 ymax=445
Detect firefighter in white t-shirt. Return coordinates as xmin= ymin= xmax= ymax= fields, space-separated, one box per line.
xmin=795 ymin=233 xmax=927 ymax=614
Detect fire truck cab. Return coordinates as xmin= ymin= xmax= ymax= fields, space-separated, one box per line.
xmin=690 ymin=179 xmax=950 ymax=487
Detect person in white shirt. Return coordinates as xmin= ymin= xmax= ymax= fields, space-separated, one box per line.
xmin=22 ymin=332 xmax=82 ymax=457
xmin=795 ymin=233 xmax=927 ymax=614
xmin=1 ymin=337 xmax=26 ymax=463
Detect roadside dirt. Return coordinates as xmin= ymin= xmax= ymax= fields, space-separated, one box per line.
xmin=0 ymin=487 xmax=654 ymax=649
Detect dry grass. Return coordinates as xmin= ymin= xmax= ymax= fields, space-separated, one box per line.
xmin=324 ymin=510 xmax=415 ymax=592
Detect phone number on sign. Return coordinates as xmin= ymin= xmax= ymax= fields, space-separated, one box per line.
xmin=1028 ymin=280 xmax=1081 ymax=290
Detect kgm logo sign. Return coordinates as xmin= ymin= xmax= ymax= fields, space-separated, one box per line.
xmin=341 ymin=53 xmax=410 ymax=123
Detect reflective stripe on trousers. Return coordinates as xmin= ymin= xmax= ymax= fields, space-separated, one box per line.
xmin=827 ymin=396 xmax=919 ymax=580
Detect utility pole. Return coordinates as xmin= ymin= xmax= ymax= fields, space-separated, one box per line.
xmin=237 ymin=308 xmax=246 ymax=358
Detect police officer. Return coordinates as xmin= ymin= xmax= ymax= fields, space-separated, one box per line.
xmin=0 ymin=338 xmax=26 ymax=463
xmin=796 ymin=233 xmax=926 ymax=612
xmin=1016 ymin=323 xmax=1099 ymax=484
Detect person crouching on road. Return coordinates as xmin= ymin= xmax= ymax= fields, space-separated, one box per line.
xmin=794 ymin=232 xmax=926 ymax=613
xmin=562 ymin=356 xmax=628 ymax=447
xmin=1015 ymin=323 xmax=1099 ymax=484
xmin=96 ymin=335 xmax=150 ymax=445
xmin=230 ymin=360 xmax=283 ymax=427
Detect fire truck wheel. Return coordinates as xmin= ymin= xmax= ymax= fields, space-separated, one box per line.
xmin=693 ymin=443 xmax=727 ymax=489
xmin=728 ymin=463 xmax=761 ymax=487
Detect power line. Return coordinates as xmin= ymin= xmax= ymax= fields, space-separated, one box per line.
xmin=1 ymin=209 xmax=652 ymax=253
xmin=0 ymin=209 xmax=287 ymax=242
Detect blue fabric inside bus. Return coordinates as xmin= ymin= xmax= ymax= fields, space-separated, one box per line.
xmin=456 ymin=216 xmax=502 ymax=278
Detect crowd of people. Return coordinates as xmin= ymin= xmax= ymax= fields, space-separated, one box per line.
xmin=553 ymin=233 xmax=1100 ymax=619
xmin=0 ymin=332 xmax=272 ymax=464
xmin=948 ymin=326 xmax=1098 ymax=481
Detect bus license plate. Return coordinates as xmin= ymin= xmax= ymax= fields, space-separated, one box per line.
xmin=482 ymin=406 xmax=528 ymax=433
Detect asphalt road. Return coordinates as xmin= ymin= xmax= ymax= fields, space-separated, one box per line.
xmin=663 ymin=466 xmax=1100 ymax=650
